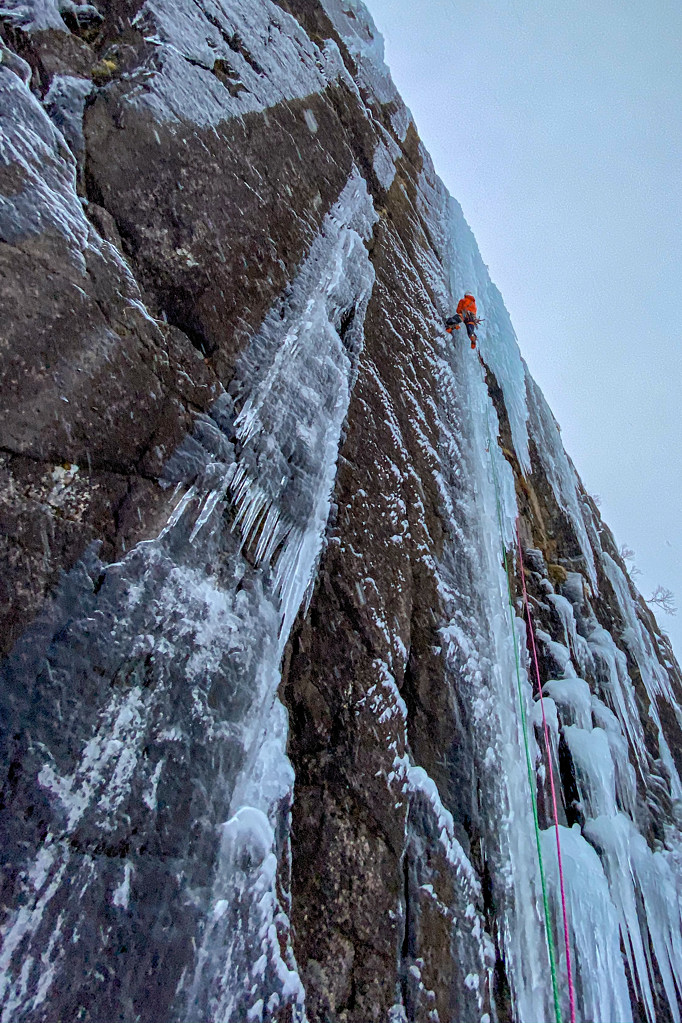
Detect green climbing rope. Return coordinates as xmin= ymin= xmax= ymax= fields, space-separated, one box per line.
xmin=483 ymin=396 xmax=563 ymax=1023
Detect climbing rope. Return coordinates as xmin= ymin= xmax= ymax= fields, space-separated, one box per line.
xmin=483 ymin=396 xmax=564 ymax=1023
xmin=516 ymin=528 xmax=576 ymax=1023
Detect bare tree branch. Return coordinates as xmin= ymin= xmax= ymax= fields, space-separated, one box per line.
xmin=649 ymin=585 xmax=677 ymax=616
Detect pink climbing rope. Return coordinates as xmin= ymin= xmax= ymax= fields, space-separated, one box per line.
xmin=515 ymin=522 xmax=576 ymax=1023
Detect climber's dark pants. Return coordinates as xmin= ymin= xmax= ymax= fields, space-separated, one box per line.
xmin=449 ymin=313 xmax=477 ymax=340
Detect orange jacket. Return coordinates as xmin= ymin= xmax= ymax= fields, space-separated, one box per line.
xmin=457 ymin=294 xmax=477 ymax=317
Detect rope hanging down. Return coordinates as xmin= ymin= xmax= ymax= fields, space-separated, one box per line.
xmin=483 ymin=397 xmax=565 ymax=1023
xmin=516 ymin=529 xmax=576 ymax=1023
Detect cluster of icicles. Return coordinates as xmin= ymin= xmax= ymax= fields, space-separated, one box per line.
xmin=511 ymin=539 xmax=682 ymax=1023
xmin=482 ymin=378 xmax=682 ymax=1023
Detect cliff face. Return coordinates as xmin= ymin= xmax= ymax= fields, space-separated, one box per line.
xmin=1 ymin=2 xmax=682 ymax=1022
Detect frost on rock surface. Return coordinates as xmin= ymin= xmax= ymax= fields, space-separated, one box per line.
xmin=0 ymin=0 xmax=67 ymax=31
xmin=0 ymin=68 xmax=90 ymax=256
xmin=42 ymin=75 xmax=92 ymax=169
xmin=1 ymin=0 xmax=682 ymax=1020
xmin=130 ymin=0 xmax=352 ymax=126
xmin=319 ymin=0 xmax=412 ymax=135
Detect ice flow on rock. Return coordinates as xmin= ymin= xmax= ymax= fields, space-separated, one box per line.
xmin=0 ymin=1 xmax=681 ymax=1021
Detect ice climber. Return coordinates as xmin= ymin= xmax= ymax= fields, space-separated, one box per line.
xmin=446 ymin=292 xmax=480 ymax=348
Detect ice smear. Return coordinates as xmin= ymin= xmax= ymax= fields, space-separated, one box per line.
xmin=43 ymin=75 xmax=92 ymax=165
xmin=0 ymin=58 xmax=160 ymax=334
xmin=0 ymin=842 xmax=70 ymax=1022
xmin=37 ymin=686 xmax=146 ymax=832
xmin=0 ymin=162 xmax=374 ymax=1013
xmin=400 ymin=763 xmax=491 ymax=1020
xmin=319 ymin=0 xmax=411 ymax=125
xmin=373 ymin=128 xmax=400 ymax=190
xmin=361 ymin=653 xmax=490 ymax=1018
xmin=430 ymin=330 xmax=552 ymax=1021
xmin=428 ymin=176 xmax=532 ymax=476
xmin=186 ymin=700 xmax=305 ymax=1023
xmin=130 ymin=0 xmax=353 ymax=126
xmin=405 ymin=766 xmax=480 ymax=891
xmin=525 ymin=371 xmax=597 ymax=588
xmin=112 ymin=863 xmax=132 ymax=910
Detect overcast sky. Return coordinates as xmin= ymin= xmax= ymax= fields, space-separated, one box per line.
xmin=366 ymin=0 xmax=682 ymax=658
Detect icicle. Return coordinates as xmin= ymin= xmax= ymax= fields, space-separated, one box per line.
xmin=156 ymin=483 xmax=198 ymax=540
xmin=541 ymin=824 xmax=633 ymax=1023
xmin=253 ymin=506 xmax=284 ymax=566
xmin=564 ymin=725 xmax=618 ymax=819
xmin=189 ymin=486 xmax=225 ymax=544
xmin=602 ymin=554 xmax=677 ymax=705
xmin=591 ymin=698 xmax=638 ymax=820
xmin=234 ymin=484 xmax=268 ymax=547
xmin=585 ymin=813 xmax=682 ymax=1023
xmin=587 ymin=622 xmax=649 ymax=775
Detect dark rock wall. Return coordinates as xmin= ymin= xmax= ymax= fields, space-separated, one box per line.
xmin=1 ymin=2 xmax=681 ymax=1022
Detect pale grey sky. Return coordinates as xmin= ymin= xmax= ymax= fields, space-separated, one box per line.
xmin=367 ymin=0 xmax=682 ymax=657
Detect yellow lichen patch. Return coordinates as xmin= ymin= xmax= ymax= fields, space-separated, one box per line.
xmin=91 ymin=58 xmax=118 ymax=85
xmin=547 ymin=563 xmax=568 ymax=587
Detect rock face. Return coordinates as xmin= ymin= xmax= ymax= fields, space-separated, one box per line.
xmin=1 ymin=2 xmax=682 ymax=1021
